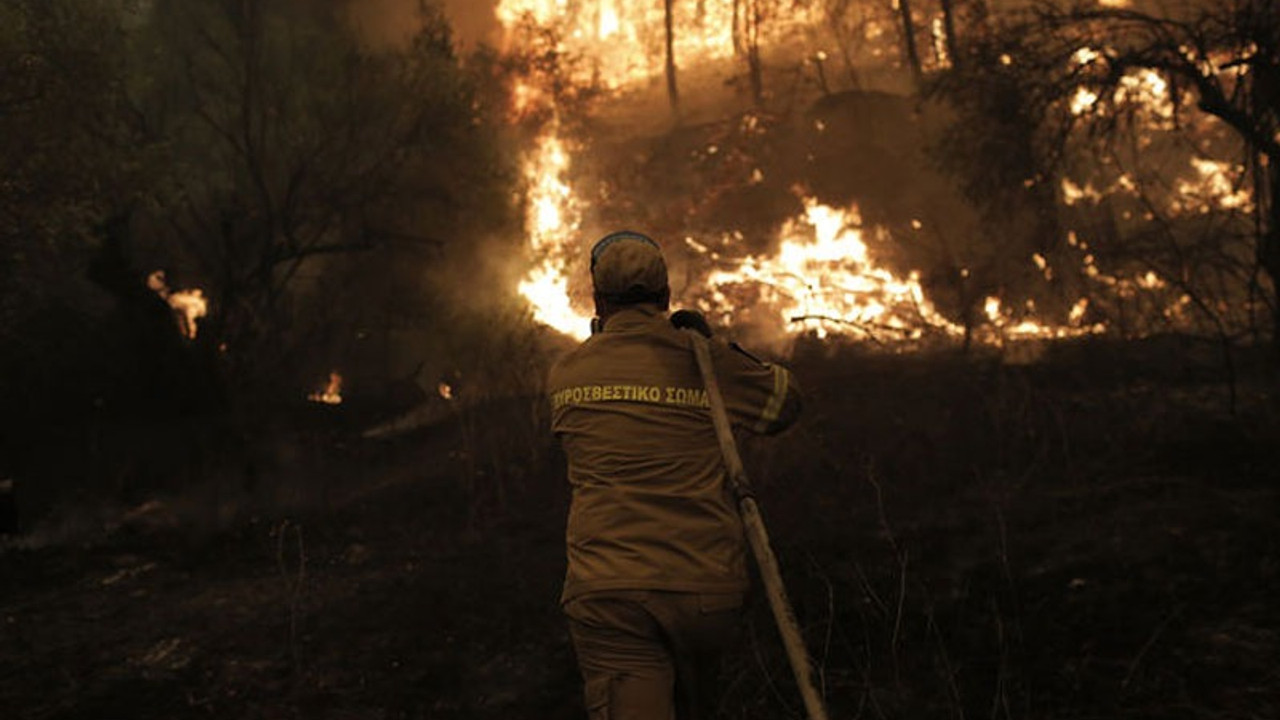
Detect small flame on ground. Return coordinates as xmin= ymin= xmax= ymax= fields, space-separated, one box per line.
xmin=438 ymin=382 xmax=453 ymax=401
xmin=308 ymin=372 xmax=343 ymax=405
xmin=702 ymin=200 xmax=959 ymax=341
xmin=147 ymin=270 xmax=208 ymax=340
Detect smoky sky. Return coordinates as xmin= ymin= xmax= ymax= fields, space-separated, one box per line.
xmin=349 ymin=0 xmax=501 ymax=48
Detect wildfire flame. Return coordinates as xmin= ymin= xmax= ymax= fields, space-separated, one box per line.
xmin=515 ymin=130 xmax=593 ymax=340
xmin=308 ymin=372 xmax=343 ymax=405
xmin=1177 ymin=158 xmax=1253 ymax=213
xmin=147 ymin=270 xmax=208 ymax=340
xmin=500 ymin=2 xmax=1245 ymax=352
xmin=496 ymin=0 xmax=820 ymax=90
xmin=700 ymin=200 xmax=960 ymax=341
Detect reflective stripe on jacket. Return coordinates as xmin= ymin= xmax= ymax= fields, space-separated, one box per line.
xmin=549 ymin=305 xmax=802 ymax=603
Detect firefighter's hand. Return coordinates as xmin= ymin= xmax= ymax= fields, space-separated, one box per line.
xmin=671 ymin=309 xmax=712 ymax=338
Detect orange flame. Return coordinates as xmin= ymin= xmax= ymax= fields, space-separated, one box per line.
xmin=515 ymin=129 xmax=593 ymax=340
xmin=147 ymin=270 xmax=208 ymax=340
xmin=499 ymin=3 xmax=1219 ymax=351
xmin=308 ymin=372 xmax=343 ymax=405
xmin=701 ymin=200 xmax=960 ymax=341
xmin=496 ymin=0 xmax=821 ymax=90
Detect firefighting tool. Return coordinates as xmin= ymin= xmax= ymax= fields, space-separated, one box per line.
xmin=682 ymin=328 xmax=830 ymax=720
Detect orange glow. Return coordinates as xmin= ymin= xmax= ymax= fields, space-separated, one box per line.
xmin=701 ymin=200 xmax=961 ymax=341
xmin=498 ymin=2 xmax=1221 ymax=352
xmin=515 ymin=128 xmax=593 ymax=340
xmin=308 ymin=372 xmax=343 ymax=405
xmin=496 ymin=0 xmax=821 ymax=90
xmin=1067 ymin=49 xmax=1175 ymax=124
xmin=1176 ymin=158 xmax=1253 ymax=213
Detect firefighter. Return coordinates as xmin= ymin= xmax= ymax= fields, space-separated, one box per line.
xmin=549 ymin=230 xmax=802 ymax=720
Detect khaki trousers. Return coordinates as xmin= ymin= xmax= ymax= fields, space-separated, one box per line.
xmin=565 ymin=589 xmax=744 ymax=720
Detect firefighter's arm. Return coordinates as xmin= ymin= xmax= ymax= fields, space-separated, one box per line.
xmin=713 ymin=341 xmax=802 ymax=435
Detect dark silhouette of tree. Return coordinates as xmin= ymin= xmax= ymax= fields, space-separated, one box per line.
xmin=132 ymin=0 xmax=512 ymax=395
xmin=898 ymin=0 xmax=924 ymax=85
xmin=734 ymin=0 xmax=767 ymax=106
xmin=665 ymin=0 xmax=681 ymax=119
xmin=0 ymin=0 xmax=154 ymax=446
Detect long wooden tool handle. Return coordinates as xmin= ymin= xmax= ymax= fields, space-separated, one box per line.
xmin=684 ymin=330 xmax=830 ymax=720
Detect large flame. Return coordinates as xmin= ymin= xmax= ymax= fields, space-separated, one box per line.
xmin=496 ymin=0 xmax=821 ymax=90
xmin=500 ymin=2 xmax=1247 ymax=351
xmin=515 ymin=129 xmax=593 ymax=340
xmin=700 ymin=200 xmax=960 ymax=341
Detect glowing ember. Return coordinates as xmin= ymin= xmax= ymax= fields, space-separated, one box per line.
xmin=982 ymin=295 xmax=1103 ymax=341
xmin=438 ymin=382 xmax=453 ymax=401
xmin=308 ymin=372 xmax=343 ymax=405
xmin=1176 ymin=158 xmax=1253 ymax=213
xmin=1067 ymin=49 xmax=1175 ymax=123
xmin=1062 ymin=173 xmax=1136 ymax=207
xmin=147 ymin=270 xmax=208 ymax=340
xmin=1117 ymin=69 xmax=1174 ymax=122
xmin=1070 ymin=87 xmax=1100 ymax=115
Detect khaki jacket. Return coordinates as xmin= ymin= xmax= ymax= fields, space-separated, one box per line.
xmin=549 ymin=306 xmax=801 ymax=602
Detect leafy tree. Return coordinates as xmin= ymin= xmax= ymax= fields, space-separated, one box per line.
xmin=130 ymin=0 xmax=515 ymax=397
xmin=0 ymin=1 xmax=142 ymax=395
xmin=0 ymin=0 xmax=144 ymax=347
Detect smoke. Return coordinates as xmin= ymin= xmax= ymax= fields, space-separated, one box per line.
xmin=346 ymin=0 xmax=500 ymax=49
xmin=440 ymin=0 xmax=500 ymax=47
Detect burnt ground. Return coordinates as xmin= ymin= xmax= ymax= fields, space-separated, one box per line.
xmin=2 ymin=336 xmax=1279 ymax=720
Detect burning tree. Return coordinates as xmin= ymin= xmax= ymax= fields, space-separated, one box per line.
xmin=931 ymin=0 xmax=1280 ymax=353
xmin=1064 ymin=0 xmax=1278 ymax=353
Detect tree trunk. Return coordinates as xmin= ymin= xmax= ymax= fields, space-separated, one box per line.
xmin=665 ymin=0 xmax=680 ymax=119
xmin=746 ymin=0 xmax=764 ymax=106
xmin=898 ymin=0 xmax=923 ymax=86
xmin=1264 ymin=161 xmax=1280 ymax=359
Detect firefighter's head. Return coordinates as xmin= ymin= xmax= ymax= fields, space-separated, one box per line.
xmin=590 ymin=230 xmax=670 ymax=319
